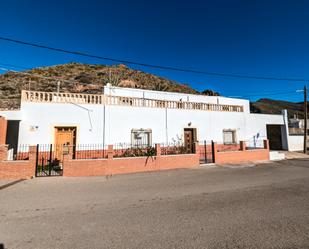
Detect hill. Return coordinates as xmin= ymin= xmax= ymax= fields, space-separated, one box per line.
xmin=250 ymin=98 xmax=307 ymax=118
xmin=0 ymin=63 xmax=220 ymax=109
xmin=0 ymin=63 xmax=305 ymax=117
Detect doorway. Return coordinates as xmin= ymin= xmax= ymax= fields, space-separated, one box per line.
xmin=184 ymin=128 xmax=197 ymax=153
xmin=54 ymin=127 xmax=77 ymax=159
xmin=266 ymin=125 xmax=283 ymax=150
xmin=5 ymin=120 xmax=20 ymax=157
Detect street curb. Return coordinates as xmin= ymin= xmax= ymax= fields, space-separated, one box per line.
xmin=0 ymin=179 xmax=25 ymax=190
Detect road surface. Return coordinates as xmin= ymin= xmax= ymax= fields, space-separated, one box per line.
xmin=1 ymin=159 xmax=309 ymax=249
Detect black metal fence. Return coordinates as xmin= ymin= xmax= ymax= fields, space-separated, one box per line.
xmin=215 ymin=142 xmax=241 ymax=152
xmin=7 ymin=144 xmax=30 ymax=161
xmin=245 ymin=138 xmax=266 ymax=150
xmin=160 ymin=142 xmax=189 ymax=155
xmin=199 ymin=140 xmax=215 ymax=164
xmin=35 ymin=144 xmax=63 ymax=177
xmin=73 ymin=144 xmax=108 ymax=159
xmin=113 ymin=143 xmax=156 ymax=158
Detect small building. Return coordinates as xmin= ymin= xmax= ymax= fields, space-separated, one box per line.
xmin=0 ymin=85 xmax=290 ymax=157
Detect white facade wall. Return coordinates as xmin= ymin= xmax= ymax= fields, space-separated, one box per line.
xmin=0 ymin=101 xmax=284 ymax=146
xmin=16 ymin=102 xmax=105 ymax=145
xmin=0 ymin=87 xmax=287 ymax=147
xmin=0 ymin=110 xmax=22 ymax=120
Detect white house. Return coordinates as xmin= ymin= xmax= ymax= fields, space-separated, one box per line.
xmin=0 ymin=85 xmax=290 ymax=155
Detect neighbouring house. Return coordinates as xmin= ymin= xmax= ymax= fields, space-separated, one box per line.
xmin=287 ymin=115 xmax=309 ymax=152
xmin=289 ymin=115 xmax=309 ymax=133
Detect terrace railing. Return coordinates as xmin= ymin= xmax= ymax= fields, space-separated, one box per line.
xmin=21 ymin=90 xmax=244 ymax=113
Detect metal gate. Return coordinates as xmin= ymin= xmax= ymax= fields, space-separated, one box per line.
xmin=199 ymin=140 xmax=215 ymax=164
xmin=35 ymin=144 xmax=63 ymax=177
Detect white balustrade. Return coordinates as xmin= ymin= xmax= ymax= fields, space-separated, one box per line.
xmin=21 ymin=90 xmax=244 ymax=113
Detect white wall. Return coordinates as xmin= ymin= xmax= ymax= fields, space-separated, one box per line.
xmin=288 ymin=135 xmax=304 ymax=151
xmin=17 ymin=102 xmax=104 ymax=145
xmin=12 ymin=100 xmax=284 ymax=146
xmin=0 ymin=110 xmax=22 ymax=120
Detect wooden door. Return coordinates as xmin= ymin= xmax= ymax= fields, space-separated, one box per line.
xmin=184 ymin=128 xmax=195 ymax=153
xmin=55 ymin=127 xmax=76 ymax=159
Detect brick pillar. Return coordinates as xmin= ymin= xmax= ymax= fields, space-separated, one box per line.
xmin=65 ymin=145 xmax=73 ymax=160
xmin=0 ymin=117 xmax=8 ymax=145
xmin=240 ymin=141 xmax=246 ymax=151
xmin=107 ymin=145 xmax=114 ymax=160
xmin=194 ymin=142 xmax=200 ymax=155
xmin=263 ymin=139 xmax=270 ymax=150
xmin=155 ymin=144 xmax=161 ymax=157
xmin=28 ymin=146 xmax=37 ymax=160
xmin=28 ymin=146 xmax=37 ymax=178
xmin=0 ymin=144 xmax=8 ymax=161
xmin=62 ymin=146 xmax=73 ymax=175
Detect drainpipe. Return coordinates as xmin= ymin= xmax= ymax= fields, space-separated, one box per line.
xmin=165 ymin=107 xmax=168 ymax=144
xmin=281 ymin=109 xmax=289 ymax=151
xmin=103 ymin=104 xmax=106 ymax=148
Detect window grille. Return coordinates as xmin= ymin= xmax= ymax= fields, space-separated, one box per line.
xmin=223 ymin=129 xmax=236 ymax=144
xmin=131 ymin=129 xmax=152 ymax=147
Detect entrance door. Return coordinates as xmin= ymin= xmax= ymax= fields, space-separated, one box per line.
xmin=54 ymin=127 xmax=76 ymax=159
xmin=184 ymin=128 xmax=196 ymax=153
xmin=266 ymin=125 xmax=282 ymax=150
xmin=5 ymin=120 xmax=20 ymax=157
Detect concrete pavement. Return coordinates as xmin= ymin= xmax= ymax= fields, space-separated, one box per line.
xmin=1 ymin=159 xmax=309 ymax=249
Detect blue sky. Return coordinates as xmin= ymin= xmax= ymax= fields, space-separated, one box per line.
xmin=0 ymin=0 xmax=308 ymax=102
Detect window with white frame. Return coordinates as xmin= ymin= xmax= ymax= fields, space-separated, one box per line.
xmin=131 ymin=129 xmax=152 ymax=147
xmin=223 ymin=129 xmax=236 ymax=144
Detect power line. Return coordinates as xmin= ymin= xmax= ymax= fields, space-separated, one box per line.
xmin=0 ymin=36 xmax=308 ymax=82
xmin=229 ymin=90 xmax=303 ymax=98
xmin=0 ymin=63 xmax=305 ymax=99
xmin=0 ymin=62 xmax=30 ymax=70
xmin=1 ymin=61 xmax=305 ymax=98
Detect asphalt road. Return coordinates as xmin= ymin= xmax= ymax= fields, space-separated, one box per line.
xmin=1 ymin=159 xmax=309 ymax=249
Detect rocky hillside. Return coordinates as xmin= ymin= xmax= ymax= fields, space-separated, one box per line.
xmin=0 ymin=63 xmax=221 ymax=109
xmin=1 ymin=62 xmax=304 ymax=117
xmin=251 ymin=99 xmax=308 ymax=118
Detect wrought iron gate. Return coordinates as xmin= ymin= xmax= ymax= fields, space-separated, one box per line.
xmin=35 ymin=144 xmax=63 ymax=177
xmin=199 ymin=140 xmax=215 ymax=164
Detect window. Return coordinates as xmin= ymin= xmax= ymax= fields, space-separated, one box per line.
xmin=131 ymin=129 xmax=152 ymax=147
xmin=223 ymin=129 xmax=236 ymax=144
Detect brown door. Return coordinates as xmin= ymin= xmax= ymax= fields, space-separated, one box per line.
xmin=184 ymin=128 xmax=196 ymax=153
xmin=55 ymin=127 xmax=76 ymax=159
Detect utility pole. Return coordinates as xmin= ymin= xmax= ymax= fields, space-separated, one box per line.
xmin=304 ymin=85 xmax=308 ymax=154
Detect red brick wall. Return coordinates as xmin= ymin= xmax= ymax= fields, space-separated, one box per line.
xmin=198 ymin=143 xmax=241 ymax=161
xmin=215 ymin=149 xmax=270 ymax=164
xmin=214 ymin=140 xmax=270 ymax=164
xmin=63 ymin=144 xmax=200 ymax=177
xmin=0 ymin=146 xmax=36 ymax=179
xmin=0 ymin=117 xmax=8 ymax=145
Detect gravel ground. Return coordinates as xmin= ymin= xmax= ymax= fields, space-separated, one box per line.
xmin=1 ymin=159 xmax=309 ymax=249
